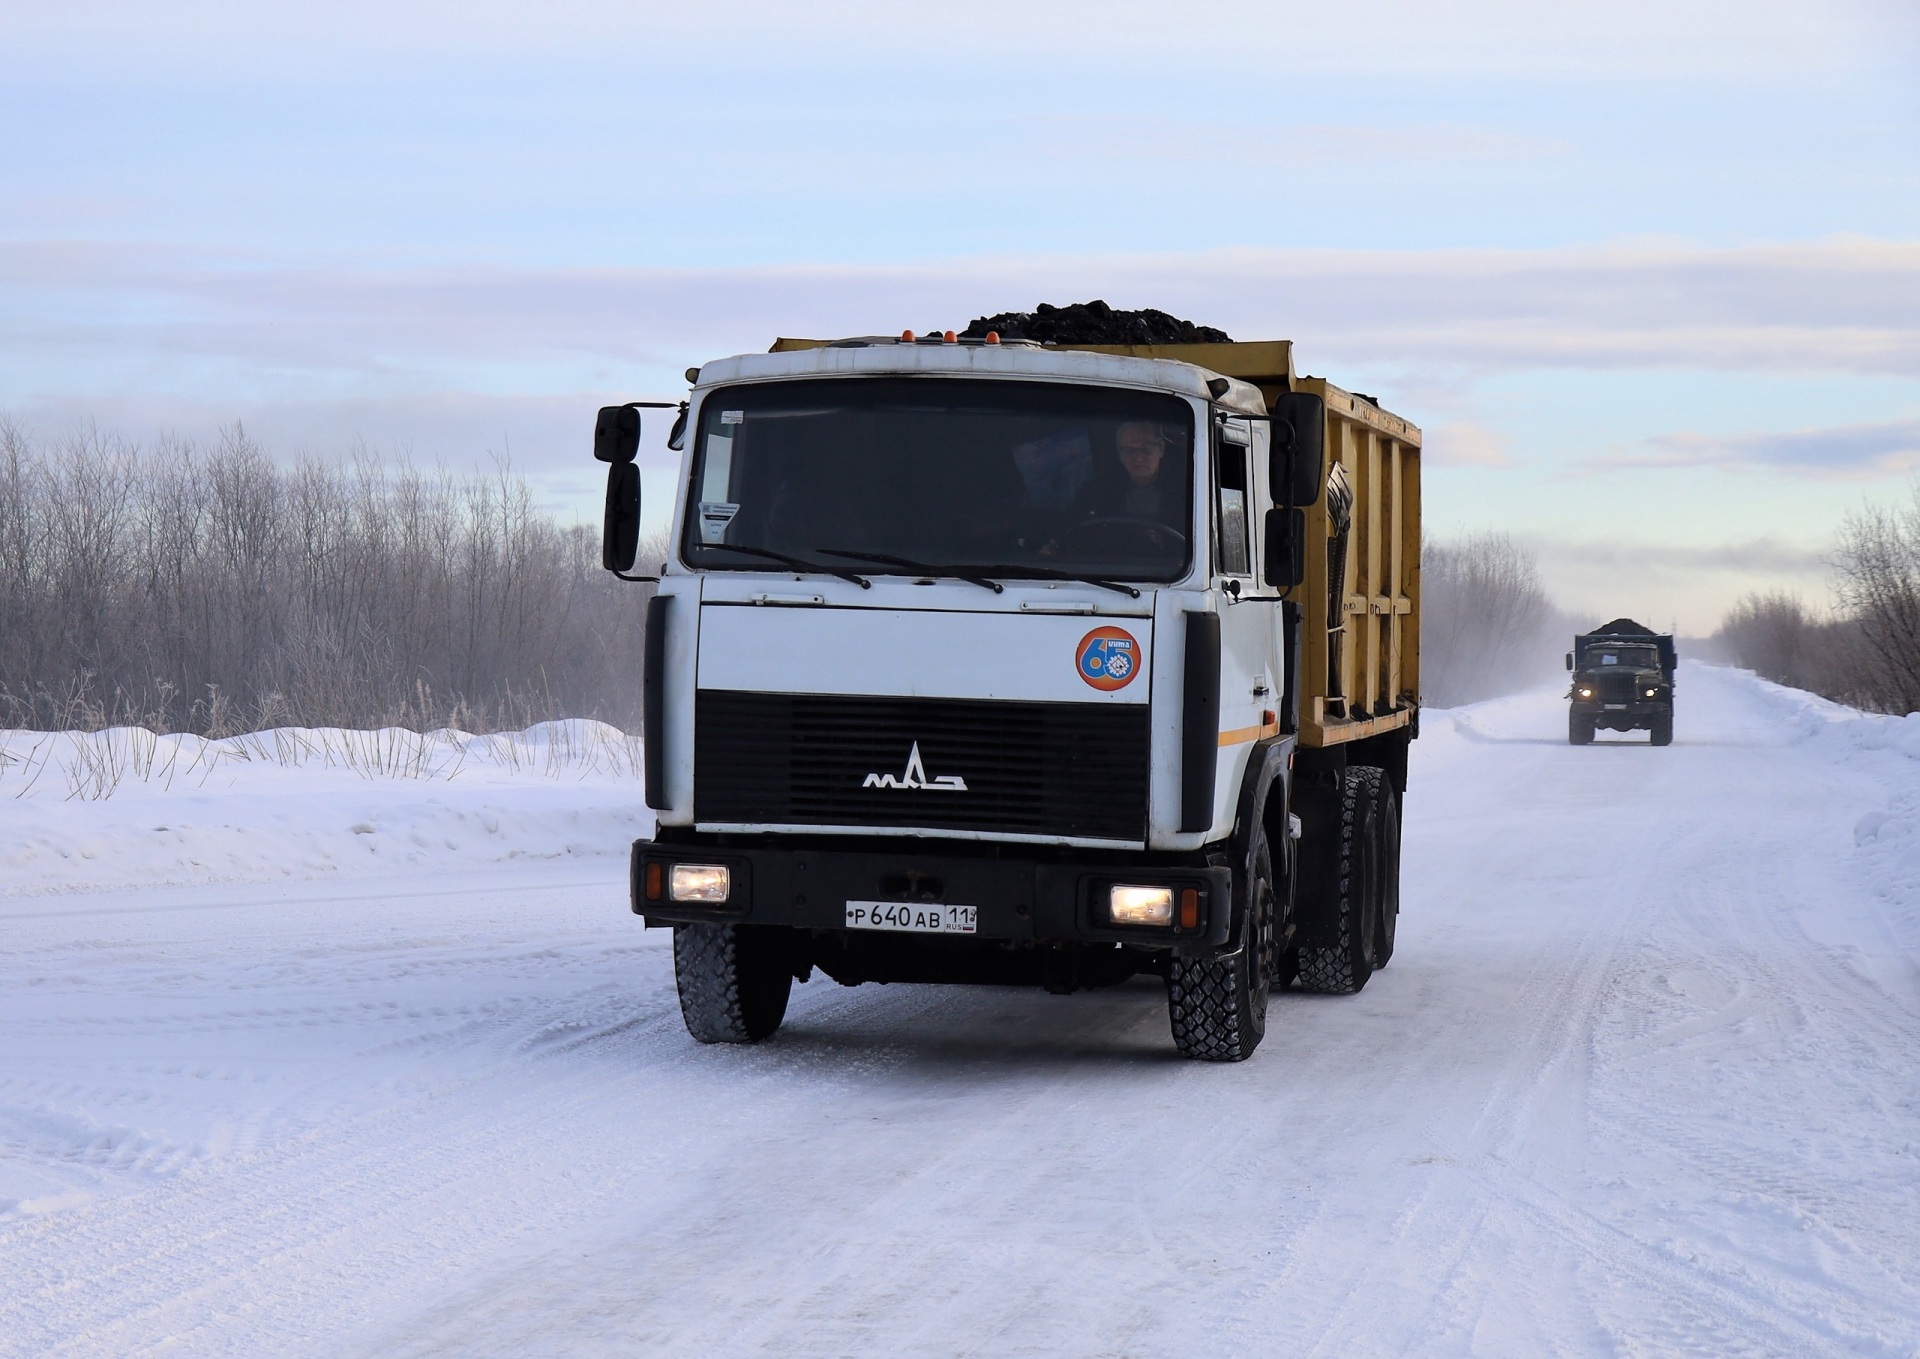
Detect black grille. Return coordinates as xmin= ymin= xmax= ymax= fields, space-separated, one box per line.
xmin=695 ymin=691 xmax=1150 ymax=841
xmin=1595 ymin=671 xmax=1643 ymax=702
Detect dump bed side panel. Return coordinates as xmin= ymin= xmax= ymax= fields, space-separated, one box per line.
xmin=1292 ymin=380 xmax=1421 ymax=747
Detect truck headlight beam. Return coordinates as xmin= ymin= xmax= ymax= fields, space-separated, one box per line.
xmin=670 ymin=864 xmax=731 ymax=902
xmin=1108 ymin=884 xmax=1175 ymax=926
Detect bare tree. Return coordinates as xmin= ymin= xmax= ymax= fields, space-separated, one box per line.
xmin=1832 ymin=483 xmax=1920 ymax=715
xmin=1421 ymin=532 xmax=1564 ymax=707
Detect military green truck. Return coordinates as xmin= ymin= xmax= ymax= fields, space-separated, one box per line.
xmin=1567 ymin=619 xmax=1675 ymax=746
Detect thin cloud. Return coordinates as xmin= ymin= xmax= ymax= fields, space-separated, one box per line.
xmin=1037 ymin=118 xmax=1573 ymax=168
xmin=1424 ymin=422 xmax=1518 ymax=469
xmin=6 ymin=0 xmax=1884 ymax=78
xmin=5 ymin=237 xmax=1919 ymax=383
xmin=1534 ymin=536 xmax=1831 ymax=575
xmin=1629 ymin=418 xmax=1920 ymax=479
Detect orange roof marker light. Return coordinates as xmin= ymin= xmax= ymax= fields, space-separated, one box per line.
xmin=943 ymin=330 xmax=957 ymax=343
xmin=984 ymin=331 xmax=1000 ymax=344
xmin=901 ymin=329 xmax=915 ymax=342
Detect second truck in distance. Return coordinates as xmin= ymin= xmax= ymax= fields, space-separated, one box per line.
xmin=1567 ymin=618 xmax=1676 ymax=746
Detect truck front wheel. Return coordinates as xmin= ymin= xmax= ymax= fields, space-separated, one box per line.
xmin=1296 ymin=766 xmax=1391 ymax=994
xmin=1167 ymin=822 xmax=1275 ymax=1062
xmin=1650 ymin=712 xmax=1673 ymax=746
xmin=1569 ymin=711 xmax=1595 ymax=745
xmin=672 ymin=923 xmax=794 ymax=1043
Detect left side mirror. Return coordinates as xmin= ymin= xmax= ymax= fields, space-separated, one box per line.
xmin=594 ymin=405 xmax=641 ymax=464
xmin=602 ymin=463 xmax=641 ymax=572
xmin=1564 ymin=652 xmax=1574 ymax=671
xmin=1263 ymin=507 xmax=1306 ymax=589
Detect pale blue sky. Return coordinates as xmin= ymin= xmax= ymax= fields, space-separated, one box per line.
xmin=4 ymin=0 xmax=1918 ymax=629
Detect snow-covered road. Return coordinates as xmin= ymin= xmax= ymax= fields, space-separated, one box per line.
xmin=4 ymin=665 xmax=1918 ymax=1356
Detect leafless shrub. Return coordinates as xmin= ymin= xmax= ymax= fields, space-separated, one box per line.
xmin=1832 ymin=483 xmax=1920 ymax=715
xmin=1715 ymin=592 xmax=1836 ymax=695
xmin=1421 ymin=532 xmax=1565 ymax=707
xmin=1712 ymin=490 xmax=1919 ymax=716
xmin=0 ymin=420 xmax=656 ymax=735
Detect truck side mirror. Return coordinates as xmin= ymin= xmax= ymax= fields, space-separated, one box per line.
xmin=602 ymin=462 xmax=642 ymax=572
xmin=594 ymin=405 xmax=641 ymax=464
xmin=1269 ymin=392 xmax=1326 ymax=506
xmin=1564 ymin=652 xmax=1573 ymax=671
xmin=1263 ymin=508 xmax=1306 ymax=589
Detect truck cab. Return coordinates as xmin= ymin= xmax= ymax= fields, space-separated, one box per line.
xmin=598 ymin=332 xmax=1421 ymax=1060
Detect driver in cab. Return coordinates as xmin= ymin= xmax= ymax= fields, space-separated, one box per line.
xmin=1068 ymin=420 xmax=1182 ymax=528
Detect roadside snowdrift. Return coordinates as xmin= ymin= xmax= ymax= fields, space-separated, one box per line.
xmin=0 ymin=721 xmax=652 ymax=897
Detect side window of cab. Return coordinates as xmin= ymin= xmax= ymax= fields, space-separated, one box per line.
xmin=1215 ymin=418 xmax=1252 ymax=578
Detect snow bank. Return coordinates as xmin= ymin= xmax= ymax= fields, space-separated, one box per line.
xmin=0 ymin=721 xmax=653 ymax=897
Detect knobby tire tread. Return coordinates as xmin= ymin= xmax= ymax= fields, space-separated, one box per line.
xmin=673 ymin=923 xmax=790 ymax=1044
xmin=1296 ymin=765 xmax=1382 ymax=995
xmin=1167 ymin=829 xmax=1273 ymax=1062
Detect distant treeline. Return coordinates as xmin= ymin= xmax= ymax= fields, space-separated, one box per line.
xmin=1714 ymin=484 xmax=1920 ymax=715
xmin=0 ymin=422 xmax=657 ymax=735
xmin=1420 ymin=531 xmax=1569 ymax=708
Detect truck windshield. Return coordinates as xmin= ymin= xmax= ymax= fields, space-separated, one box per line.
xmin=1592 ymin=646 xmax=1660 ymax=668
xmin=681 ymin=378 xmax=1195 ymax=582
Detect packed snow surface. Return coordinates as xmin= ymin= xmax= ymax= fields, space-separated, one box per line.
xmin=3 ymin=664 xmax=1918 ymax=1356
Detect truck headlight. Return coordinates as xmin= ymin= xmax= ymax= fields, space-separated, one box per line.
xmin=1644 ymin=688 xmax=1659 ymax=697
xmin=1108 ymin=884 xmax=1174 ymax=926
xmin=670 ymin=864 xmax=730 ymax=902
xmin=1577 ymin=687 xmax=1593 ymax=698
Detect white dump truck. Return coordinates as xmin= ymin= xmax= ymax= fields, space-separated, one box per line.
xmin=594 ymin=327 xmax=1422 ymax=1061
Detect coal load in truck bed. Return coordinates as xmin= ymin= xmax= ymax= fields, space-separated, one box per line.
xmin=960 ymin=301 xmax=1231 ymax=345
xmin=1589 ymin=618 xmax=1658 ymax=637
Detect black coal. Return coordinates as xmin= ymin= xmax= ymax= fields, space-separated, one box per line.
xmin=959 ymin=300 xmax=1231 ymax=345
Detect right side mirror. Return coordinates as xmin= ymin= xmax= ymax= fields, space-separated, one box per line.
xmin=1263 ymin=507 xmax=1306 ymax=589
xmin=1268 ymin=392 xmax=1326 ymax=506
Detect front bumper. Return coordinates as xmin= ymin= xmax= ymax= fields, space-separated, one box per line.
xmin=1571 ymin=698 xmax=1670 ymax=727
xmin=630 ymin=832 xmax=1234 ymax=953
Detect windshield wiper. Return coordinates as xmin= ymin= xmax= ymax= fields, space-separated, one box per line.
xmin=957 ymin=562 xmax=1141 ymax=599
xmin=701 ymin=543 xmax=871 ymax=589
xmin=815 ymin=549 xmax=1004 ymax=594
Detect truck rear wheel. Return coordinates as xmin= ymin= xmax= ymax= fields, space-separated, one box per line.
xmin=1569 ymin=711 xmax=1594 ymax=745
xmin=672 ymin=923 xmax=793 ymax=1044
xmin=1296 ymin=766 xmax=1388 ymax=994
xmin=1650 ymin=713 xmax=1673 ymax=746
xmin=1167 ymin=822 xmax=1274 ymax=1062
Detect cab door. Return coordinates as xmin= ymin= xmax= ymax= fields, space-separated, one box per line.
xmin=1213 ymin=417 xmax=1273 ymax=751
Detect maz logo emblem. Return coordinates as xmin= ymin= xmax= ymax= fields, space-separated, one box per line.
xmin=863 ymin=742 xmax=968 ymax=792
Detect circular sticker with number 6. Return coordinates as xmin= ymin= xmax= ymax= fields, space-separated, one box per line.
xmin=1077 ymin=626 xmax=1141 ymax=692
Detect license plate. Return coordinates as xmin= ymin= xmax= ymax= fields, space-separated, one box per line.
xmin=1604 ymin=703 xmax=1627 ymax=710
xmin=844 ymin=900 xmax=977 ymax=935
